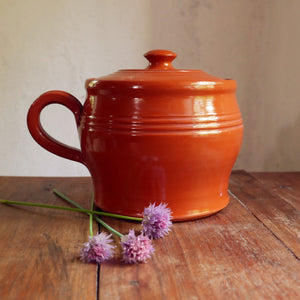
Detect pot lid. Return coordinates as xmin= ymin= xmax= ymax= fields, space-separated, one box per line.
xmin=86 ymin=50 xmax=236 ymax=95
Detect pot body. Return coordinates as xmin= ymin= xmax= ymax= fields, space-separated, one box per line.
xmin=79 ymin=89 xmax=243 ymax=221
xmin=27 ymin=50 xmax=243 ymax=221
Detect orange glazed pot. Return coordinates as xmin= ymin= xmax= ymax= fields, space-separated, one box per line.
xmin=27 ymin=50 xmax=243 ymax=221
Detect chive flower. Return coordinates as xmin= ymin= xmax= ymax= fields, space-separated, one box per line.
xmin=121 ymin=229 xmax=155 ymax=264
xmin=142 ymin=203 xmax=172 ymax=239
xmin=80 ymin=232 xmax=115 ymax=263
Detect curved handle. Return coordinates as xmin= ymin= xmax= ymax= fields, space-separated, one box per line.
xmin=27 ymin=90 xmax=86 ymax=165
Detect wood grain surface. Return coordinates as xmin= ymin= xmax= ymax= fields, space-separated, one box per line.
xmin=0 ymin=172 xmax=299 ymax=300
xmin=229 ymin=171 xmax=300 ymax=259
xmin=0 ymin=177 xmax=95 ymax=300
xmin=252 ymin=172 xmax=300 ymax=211
xmin=99 ymin=194 xmax=299 ymax=300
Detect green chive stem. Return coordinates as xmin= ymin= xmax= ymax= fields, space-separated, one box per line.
xmin=95 ymin=217 xmax=123 ymax=238
xmin=54 ymin=190 xmax=123 ymax=238
xmin=53 ymin=189 xmax=142 ymax=222
xmin=0 ymin=198 xmax=124 ymax=238
xmin=0 ymin=199 xmax=93 ymax=213
xmin=89 ymin=199 xmax=94 ymax=237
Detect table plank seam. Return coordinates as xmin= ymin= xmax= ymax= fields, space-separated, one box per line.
xmin=228 ymin=189 xmax=299 ymax=261
xmin=97 ymin=263 xmax=100 ymax=300
xmin=97 ymin=222 xmax=101 ymax=300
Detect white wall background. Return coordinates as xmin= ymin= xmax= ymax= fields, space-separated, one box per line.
xmin=0 ymin=0 xmax=299 ymax=176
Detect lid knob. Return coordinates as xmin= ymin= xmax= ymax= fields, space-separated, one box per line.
xmin=144 ymin=49 xmax=177 ymax=70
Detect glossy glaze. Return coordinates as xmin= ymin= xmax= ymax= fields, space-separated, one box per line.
xmin=27 ymin=50 xmax=243 ymax=221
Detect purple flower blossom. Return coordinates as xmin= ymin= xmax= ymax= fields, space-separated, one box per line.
xmin=121 ymin=229 xmax=155 ymax=264
xmin=142 ymin=203 xmax=172 ymax=239
xmin=80 ymin=232 xmax=115 ymax=263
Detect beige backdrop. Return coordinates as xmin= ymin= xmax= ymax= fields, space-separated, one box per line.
xmin=0 ymin=0 xmax=299 ymax=175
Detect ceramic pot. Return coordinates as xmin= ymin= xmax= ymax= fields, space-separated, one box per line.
xmin=27 ymin=50 xmax=243 ymax=221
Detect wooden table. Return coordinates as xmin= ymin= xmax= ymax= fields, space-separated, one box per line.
xmin=0 ymin=171 xmax=299 ymax=299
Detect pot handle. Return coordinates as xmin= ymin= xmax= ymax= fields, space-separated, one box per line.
xmin=27 ymin=90 xmax=86 ymax=165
